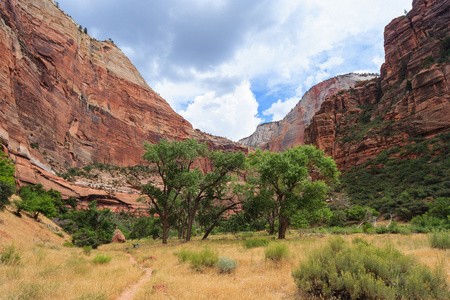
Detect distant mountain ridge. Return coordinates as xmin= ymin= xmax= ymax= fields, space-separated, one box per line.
xmin=240 ymin=73 xmax=377 ymax=151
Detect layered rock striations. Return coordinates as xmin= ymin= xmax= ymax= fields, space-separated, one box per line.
xmin=240 ymin=73 xmax=376 ymax=151
xmin=305 ymin=0 xmax=450 ymax=169
xmin=0 ymin=0 xmax=246 ymax=209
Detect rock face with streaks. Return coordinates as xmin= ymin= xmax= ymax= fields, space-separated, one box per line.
xmin=239 ymin=73 xmax=376 ymax=151
xmin=0 ymin=0 xmax=247 ymax=210
xmin=305 ymin=0 xmax=450 ymax=169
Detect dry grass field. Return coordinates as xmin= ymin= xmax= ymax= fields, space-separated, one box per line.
xmin=1 ymin=207 xmax=449 ymax=300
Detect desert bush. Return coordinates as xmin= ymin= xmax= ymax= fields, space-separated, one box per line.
xmin=265 ymin=243 xmax=289 ymax=261
xmin=92 ymin=254 xmax=112 ymax=264
xmin=199 ymin=247 xmax=218 ymax=267
xmin=242 ymin=238 xmax=269 ymax=248
xmin=428 ymin=230 xmax=450 ymax=249
xmin=217 ymin=256 xmax=238 ymax=273
xmin=292 ymin=237 xmax=449 ymax=299
xmin=82 ymin=245 xmax=92 ymax=256
xmin=62 ymin=241 xmax=75 ymax=247
xmin=175 ymin=247 xmax=218 ymax=271
xmin=0 ymin=245 xmax=21 ymax=265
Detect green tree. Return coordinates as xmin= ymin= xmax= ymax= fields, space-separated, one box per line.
xmin=0 ymin=144 xmax=15 ymax=210
xmin=141 ymin=139 xmax=246 ymax=243
xmin=17 ymin=184 xmax=58 ymax=219
xmin=248 ymin=145 xmax=339 ymax=239
xmin=141 ymin=139 xmax=208 ymax=244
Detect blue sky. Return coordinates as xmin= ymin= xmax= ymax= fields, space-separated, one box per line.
xmin=56 ymin=0 xmax=412 ymax=141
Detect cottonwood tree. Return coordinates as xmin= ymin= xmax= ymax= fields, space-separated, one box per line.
xmin=141 ymin=139 xmax=246 ymax=244
xmin=248 ymin=145 xmax=339 ymax=239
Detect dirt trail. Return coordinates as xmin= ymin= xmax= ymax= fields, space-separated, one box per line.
xmin=116 ymin=253 xmax=152 ymax=300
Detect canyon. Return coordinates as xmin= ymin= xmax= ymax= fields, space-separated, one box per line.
xmin=0 ymin=0 xmax=449 ymax=211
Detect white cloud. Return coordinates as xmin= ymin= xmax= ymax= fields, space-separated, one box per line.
xmin=57 ymin=0 xmax=412 ymax=137
xmin=179 ymin=81 xmax=262 ymax=141
xmin=263 ymin=97 xmax=299 ymax=122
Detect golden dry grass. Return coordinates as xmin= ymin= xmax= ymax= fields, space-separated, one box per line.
xmin=1 ymin=207 xmax=449 ymax=300
xmin=0 ymin=208 xmax=142 ymax=300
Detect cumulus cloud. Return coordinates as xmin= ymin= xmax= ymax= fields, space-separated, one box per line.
xmin=179 ymin=81 xmax=262 ymax=141
xmin=263 ymin=97 xmax=299 ymax=122
xmin=57 ymin=0 xmax=412 ymax=139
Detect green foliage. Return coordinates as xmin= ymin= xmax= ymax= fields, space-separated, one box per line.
xmin=341 ymin=132 xmax=450 ymax=220
xmin=216 ymin=256 xmax=238 ymax=273
xmin=242 ymin=238 xmax=269 ymax=248
xmin=62 ymin=241 xmax=75 ymax=248
xmin=129 ymin=217 xmax=161 ymax=240
xmin=264 ymin=243 xmax=289 ymax=261
xmin=0 ymin=181 xmax=15 ymax=211
xmin=17 ymin=184 xmax=59 ymax=219
xmin=175 ymin=247 xmax=219 ymax=271
xmin=248 ymin=145 xmax=339 ymax=239
xmin=0 ymin=144 xmax=15 ymax=210
xmin=82 ymin=245 xmax=92 ymax=256
xmin=292 ymin=237 xmax=449 ymax=299
xmin=0 ymin=245 xmax=21 ymax=265
xmin=428 ymin=230 xmax=450 ymax=250
xmin=92 ymin=254 xmax=112 ymax=264
xmin=422 ymin=55 xmax=436 ymax=69
xmin=60 ymin=200 xmax=115 ymax=248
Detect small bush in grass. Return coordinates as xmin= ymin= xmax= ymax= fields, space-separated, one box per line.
xmin=0 ymin=245 xmax=21 ymax=265
xmin=200 ymin=247 xmax=218 ymax=267
xmin=82 ymin=245 xmax=92 ymax=256
xmin=265 ymin=243 xmax=289 ymax=261
xmin=429 ymin=230 xmax=450 ymax=249
xmin=292 ymin=237 xmax=449 ymax=299
xmin=175 ymin=247 xmax=218 ymax=271
xmin=217 ymin=256 xmax=238 ymax=273
xmin=176 ymin=247 xmax=192 ymax=263
xmin=243 ymin=238 xmax=269 ymax=248
xmin=62 ymin=241 xmax=75 ymax=247
xmin=92 ymin=254 xmax=112 ymax=264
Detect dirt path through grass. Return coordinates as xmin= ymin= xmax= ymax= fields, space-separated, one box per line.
xmin=116 ymin=253 xmax=152 ymax=300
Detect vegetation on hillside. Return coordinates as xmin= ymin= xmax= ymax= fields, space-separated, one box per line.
xmin=340 ymin=132 xmax=450 ymax=220
xmin=0 ymin=144 xmax=15 ymax=210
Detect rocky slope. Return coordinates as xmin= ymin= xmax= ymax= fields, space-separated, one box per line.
xmin=0 ymin=0 xmax=246 ymax=210
xmin=305 ymin=0 xmax=450 ymax=169
xmin=240 ymin=73 xmax=376 ymax=151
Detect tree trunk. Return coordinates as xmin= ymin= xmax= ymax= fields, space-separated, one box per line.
xmin=202 ymin=218 xmax=219 ymax=240
xmin=278 ymin=215 xmax=288 ymax=239
xmin=162 ymin=216 xmax=169 ymax=244
xmin=267 ymin=211 xmax=276 ymax=235
xmin=186 ymin=217 xmax=193 ymax=242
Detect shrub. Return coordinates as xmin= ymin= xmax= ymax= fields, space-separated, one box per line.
xmin=18 ymin=184 xmax=59 ymax=219
xmin=217 ymin=256 xmax=238 ymax=273
xmin=176 ymin=247 xmax=192 ymax=263
xmin=428 ymin=230 xmax=450 ymax=249
xmin=175 ymin=247 xmax=218 ymax=271
xmin=0 ymin=181 xmax=15 ymax=210
xmin=82 ymin=245 xmax=92 ymax=256
xmin=199 ymin=247 xmax=218 ymax=267
xmin=265 ymin=243 xmax=289 ymax=261
xmin=242 ymin=238 xmax=269 ymax=248
xmin=92 ymin=254 xmax=112 ymax=264
xmin=292 ymin=237 xmax=449 ymax=299
xmin=0 ymin=245 xmax=21 ymax=265
xmin=62 ymin=241 xmax=75 ymax=248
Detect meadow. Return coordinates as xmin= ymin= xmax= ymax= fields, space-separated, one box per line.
xmin=1 ymin=208 xmax=449 ymax=299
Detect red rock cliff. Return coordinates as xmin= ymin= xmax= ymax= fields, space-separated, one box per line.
xmin=305 ymin=0 xmax=450 ymax=169
xmin=240 ymin=73 xmax=376 ymax=152
xmin=0 ymin=0 xmax=246 ymax=209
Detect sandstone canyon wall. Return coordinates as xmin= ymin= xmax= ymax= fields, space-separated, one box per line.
xmin=305 ymin=0 xmax=450 ymax=169
xmin=0 ymin=0 xmax=246 ymax=209
xmin=240 ymin=73 xmax=376 ymax=151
